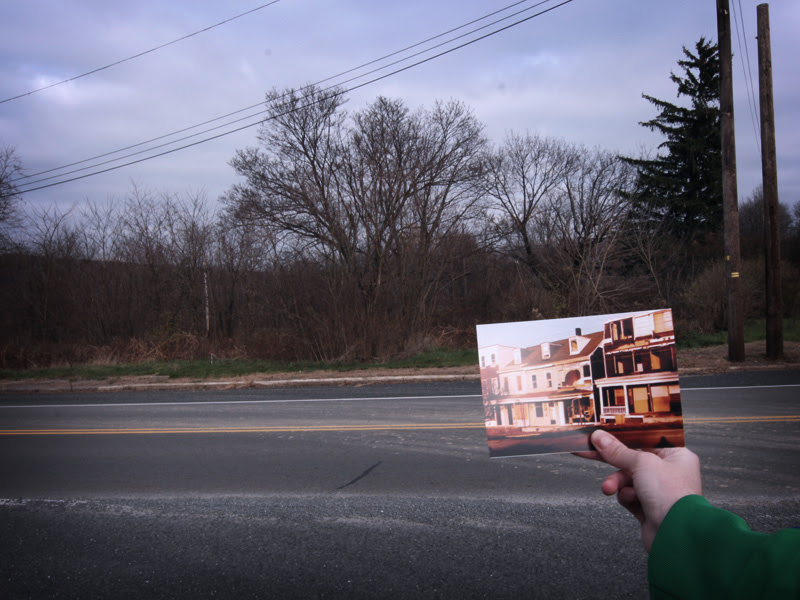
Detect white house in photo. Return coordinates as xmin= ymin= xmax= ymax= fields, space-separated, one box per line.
xmin=478 ymin=344 xmax=516 ymax=398
xmin=480 ymin=329 xmax=604 ymax=428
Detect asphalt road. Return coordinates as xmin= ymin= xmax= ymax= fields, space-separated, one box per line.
xmin=1 ymin=371 xmax=799 ymax=599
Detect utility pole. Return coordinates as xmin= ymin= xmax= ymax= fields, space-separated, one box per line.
xmin=716 ymin=0 xmax=745 ymax=361
xmin=757 ymin=3 xmax=783 ymax=359
xmin=204 ymin=268 xmax=211 ymax=338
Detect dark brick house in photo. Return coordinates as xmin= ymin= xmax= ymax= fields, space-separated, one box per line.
xmin=591 ymin=309 xmax=680 ymax=423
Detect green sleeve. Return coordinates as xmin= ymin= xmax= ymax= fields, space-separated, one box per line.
xmin=648 ymin=495 xmax=800 ymax=599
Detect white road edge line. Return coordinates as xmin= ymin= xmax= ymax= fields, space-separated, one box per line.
xmin=682 ymin=384 xmax=800 ymax=391
xmin=1 ymin=384 xmax=798 ymax=410
xmin=0 ymin=394 xmax=484 ymax=409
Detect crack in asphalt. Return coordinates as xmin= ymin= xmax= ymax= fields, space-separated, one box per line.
xmin=336 ymin=461 xmax=382 ymax=490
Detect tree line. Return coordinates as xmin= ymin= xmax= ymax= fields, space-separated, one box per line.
xmin=1 ymin=39 xmax=799 ymax=368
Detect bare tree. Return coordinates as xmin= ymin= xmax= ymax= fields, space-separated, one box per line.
xmin=115 ymin=183 xmax=180 ymax=339
xmin=624 ymin=196 xmax=676 ymax=307
xmin=341 ymin=97 xmax=487 ymax=349
xmin=22 ymin=204 xmax=82 ymax=343
xmin=165 ymin=190 xmax=215 ymax=337
xmin=547 ymin=148 xmax=635 ymax=313
xmin=1 ymin=144 xmax=24 ymax=249
xmin=80 ymin=200 xmax=122 ymax=263
xmin=225 ymin=85 xmax=350 ymax=262
xmin=484 ymin=132 xmax=573 ymax=270
xmin=77 ymin=200 xmax=124 ymax=343
xmin=210 ymin=213 xmax=277 ymax=341
xmin=789 ymin=202 xmax=800 ymax=265
xmin=738 ymin=186 xmax=792 ymax=259
xmin=223 ymin=86 xmax=359 ymax=359
xmin=224 ymin=87 xmax=487 ymax=358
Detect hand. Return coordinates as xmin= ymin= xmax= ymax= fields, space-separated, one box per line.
xmin=577 ymin=429 xmax=702 ymax=552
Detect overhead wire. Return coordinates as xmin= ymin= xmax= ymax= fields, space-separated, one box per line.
xmin=13 ymin=0 xmax=551 ymax=185
xmin=15 ymin=0 xmax=573 ymax=194
xmin=18 ymin=0 xmax=573 ymax=194
xmin=731 ymin=0 xmax=761 ymax=153
xmin=1 ymin=1 xmax=282 ymax=105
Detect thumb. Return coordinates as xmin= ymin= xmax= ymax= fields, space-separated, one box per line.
xmin=591 ymin=430 xmax=641 ymax=472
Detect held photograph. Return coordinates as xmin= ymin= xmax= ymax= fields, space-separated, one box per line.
xmin=476 ymin=308 xmax=685 ymax=457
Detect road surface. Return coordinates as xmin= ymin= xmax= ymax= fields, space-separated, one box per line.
xmin=1 ymin=372 xmax=798 ymax=599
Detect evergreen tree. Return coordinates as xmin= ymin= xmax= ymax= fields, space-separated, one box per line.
xmin=623 ymin=37 xmax=721 ymax=243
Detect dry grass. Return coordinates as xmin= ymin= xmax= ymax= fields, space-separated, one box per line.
xmin=676 ymin=340 xmax=800 ymax=375
xmin=1 ymin=341 xmax=798 ymax=394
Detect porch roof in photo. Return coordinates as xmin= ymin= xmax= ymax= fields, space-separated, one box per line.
xmin=485 ymin=385 xmax=595 ymax=406
xmin=593 ymin=371 xmax=681 ymax=388
xmin=603 ymin=335 xmax=676 ymax=355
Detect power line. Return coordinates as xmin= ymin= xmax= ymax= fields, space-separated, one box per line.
xmin=14 ymin=0 xmax=565 ymax=189
xmin=731 ymin=0 xmax=761 ymax=154
xmin=311 ymin=0 xmax=540 ymax=89
xmin=16 ymin=0 xmax=574 ymax=195
xmin=0 ymin=1 xmax=281 ymax=105
xmin=13 ymin=0 xmax=549 ymax=184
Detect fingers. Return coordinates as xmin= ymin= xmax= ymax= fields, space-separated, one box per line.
xmin=650 ymin=447 xmax=688 ymax=460
xmin=617 ymin=486 xmax=639 ymax=510
xmin=573 ymin=450 xmax=602 ymax=461
xmin=617 ymin=486 xmax=645 ymax=525
xmin=590 ymin=430 xmax=641 ymax=472
xmin=601 ymin=469 xmax=633 ymax=496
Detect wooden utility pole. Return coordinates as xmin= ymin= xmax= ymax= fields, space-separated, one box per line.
xmin=204 ymin=269 xmax=211 ymax=338
xmin=716 ymin=0 xmax=745 ymax=361
xmin=757 ymin=3 xmax=783 ymax=359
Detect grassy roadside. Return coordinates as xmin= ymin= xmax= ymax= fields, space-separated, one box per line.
xmin=677 ymin=318 xmax=800 ymax=349
xmin=0 ymin=348 xmax=479 ymax=382
xmin=1 ymin=319 xmax=797 ymax=382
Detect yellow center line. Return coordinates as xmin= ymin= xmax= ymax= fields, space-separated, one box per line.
xmin=0 ymin=416 xmax=798 ymax=436
xmin=686 ymin=415 xmax=800 ymax=423
xmin=0 ymin=423 xmax=487 ymax=436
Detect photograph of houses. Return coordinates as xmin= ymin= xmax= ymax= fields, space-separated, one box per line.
xmin=476 ymin=309 xmax=685 ymax=457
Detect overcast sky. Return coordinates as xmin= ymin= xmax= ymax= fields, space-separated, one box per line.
xmin=2 ymin=0 xmax=798 ymax=214
xmin=476 ymin=310 xmax=651 ymax=349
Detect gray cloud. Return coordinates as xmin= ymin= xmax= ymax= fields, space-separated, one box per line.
xmin=1 ymin=0 xmax=797 ymax=210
